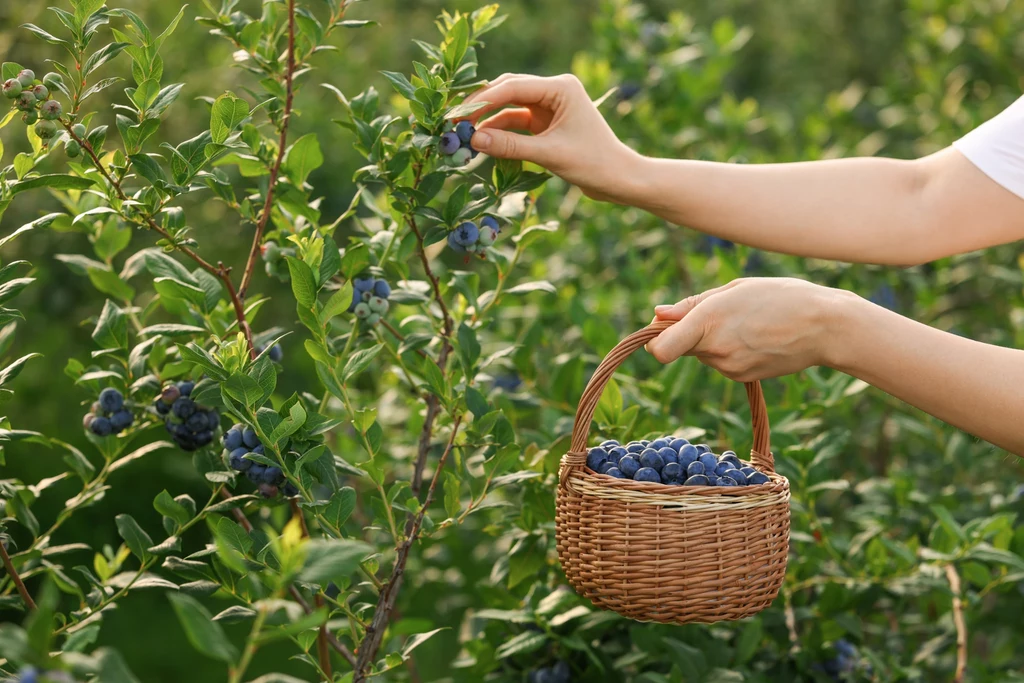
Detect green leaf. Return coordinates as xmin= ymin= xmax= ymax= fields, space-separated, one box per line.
xmin=495 ymin=631 xmax=546 ymax=659
xmin=443 ymin=16 xmax=470 ymax=73
xmin=270 ymin=401 xmax=307 ymax=445
xmin=224 ymin=372 xmax=265 ymax=408
xmin=93 ymin=300 xmax=129 ymax=349
xmin=380 ymin=70 xmax=417 ymax=100
xmin=342 ymin=344 xmax=383 ymax=382
xmin=139 ymin=323 xmax=206 ymax=337
xmin=321 ymin=282 xmax=353 ymax=323
xmin=115 ymin=514 xmax=154 ymax=561
xmin=128 ymin=153 xmax=167 ymax=185
xmin=212 ymin=605 xmax=257 ymax=623
xmin=444 ymin=471 xmax=461 ymax=519
xmin=177 ymin=343 xmax=227 ymax=381
xmin=298 ymin=539 xmax=372 ymax=584
xmin=209 ymin=94 xmax=250 ymax=145
xmin=154 ymin=277 xmax=208 ymax=309
xmin=505 ymin=281 xmax=556 ymax=296
xmin=456 ymin=323 xmax=481 ymax=375
xmin=283 ymin=133 xmax=323 ymax=185
xmin=324 ymin=487 xmax=356 ymax=530
xmin=88 ymin=267 xmax=135 ymax=301
xmin=285 ymin=256 xmax=318 ymax=308
xmin=10 ymin=174 xmax=95 ymax=195
xmin=154 ymin=490 xmax=191 ymax=527
xmin=168 ymin=593 xmax=239 ymax=663
xmin=13 ymin=153 xmax=33 ymax=180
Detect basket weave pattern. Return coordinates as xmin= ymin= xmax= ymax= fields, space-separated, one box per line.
xmin=555 ymin=321 xmax=791 ymax=624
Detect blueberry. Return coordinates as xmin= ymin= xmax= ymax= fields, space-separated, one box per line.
xmin=253 ymin=444 xmax=265 ymax=455
xmin=551 ymin=661 xmax=571 ymax=683
xmin=16 ymin=91 xmax=35 ymax=111
xmin=695 ymin=443 xmax=711 ymax=454
xmin=446 ymin=231 xmax=467 ymax=253
xmin=684 ymin=475 xmax=710 ymax=486
xmin=698 ymin=453 xmax=718 ymax=471
xmin=585 ymin=447 xmax=608 ymax=471
xmin=39 ymin=99 xmax=62 ymax=120
xmin=835 ymin=639 xmax=857 ymax=658
xmin=161 ymin=384 xmax=181 ymax=404
xmin=34 ymin=119 xmax=57 ymax=139
xmin=194 ymin=430 xmax=214 ymax=447
xmin=186 ymin=411 xmax=208 ymax=432
xmin=725 ymin=469 xmax=748 ymax=485
xmin=17 ymin=69 xmax=35 ymax=87
xmin=439 ymin=131 xmax=461 ymax=155
xmin=229 ymin=448 xmax=251 ymax=471
xmin=740 ymin=466 xmax=756 ymax=477
xmin=625 ymin=442 xmax=644 ymax=454
xmin=605 ymin=467 xmax=625 ymax=479
xmin=22 ymin=111 xmax=37 ymax=125
xmin=748 ymin=471 xmax=770 ymax=485
xmin=223 ymin=427 xmax=243 ymax=450
xmin=450 ymin=147 xmax=473 ymax=166
xmin=258 ymin=483 xmax=279 ymax=498
xmin=718 ymin=476 xmax=739 ymax=486
xmin=2 ymin=78 xmax=22 ymax=98
xmin=677 ymin=444 xmax=699 ymax=466
xmin=243 ymin=426 xmax=260 ymax=449
xmin=477 ymin=224 xmax=498 ymax=247
xmin=600 ymin=439 xmax=619 ymax=448
xmin=657 ymin=447 xmax=677 ymax=464
xmin=480 ymin=215 xmax=500 ymax=233
xmin=82 ymin=413 xmax=95 ymax=430
xmin=90 ymin=416 xmax=113 ymax=436
xmin=262 ymin=466 xmax=284 ymax=484
xmin=608 ymin=446 xmax=628 ymax=463
xmin=43 ymin=72 xmax=63 ymax=89
xmin=111 ymin=409 xmax=133 ymax=432
xmin=247 ymin=464 xmax=267 ymax=482
xmin=268 ymin=344 xmax=283 ymax=362
xmin=618 ymin=455 xmax=640 ymax=477
xmin=95 ymin=387 xmax=122 ymax=413
xmin=353 ymin=277 xmax=374 ymax=293
xmin=178 ymin=380 xmax=194 ymax=396
xmin=714 ymin=462 xmax=735 ymax=477
xmin=650 ymin=438 xmax=669 ymax=449
xmin=669 ymin=437 xmax=689 ymax=452
xmin=18 ymin=666 xmax=39 ymax=683
xmin=453 ymin=221 xmax=479 ymax=246
xmin=354 ymin=302 xmax=372 ymax=319
xmin=597 ymin=460 xmax=616 ymax=474
xmin=65 ymin=139 xmax=81 ymax=158
xmin=721 ymin=454 xmax=742 ymax=469
xmin=172 ymin=397 xmax=195 ymax=419
xmin=639 ymin=440 xmax=651 ymax=446
xmin=373 ymin=279 xmax=391 ymax=299
xmin=366 ymin=312 xmax=381 ymax=325
xmin=282 ymin=482 xmax=299 ymax=497
xmin=154 ymin=398 xmax=170 ymax=415
xmin=367 ymin=296 xmax=389 ymax=315
xmin=634 ymin=467 xmax=661 ymax=483
xmin=639 ymin=449 xmax=664 ymax=471
xmin=706 ymin=476 xmax=720 ymax=486
xmin=32 ymin=84 xmax=48 ymax=101
xmin=455 ymin=120 xmax=475 ymax=143
xmin=662 ymin=462 xmax=684 ymax=483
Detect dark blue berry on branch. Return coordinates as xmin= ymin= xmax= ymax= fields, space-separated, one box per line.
xmin=90 ymin=416 xmax=113 ymax=436
xmin=99 ymin=387 xmax=124 ymax=413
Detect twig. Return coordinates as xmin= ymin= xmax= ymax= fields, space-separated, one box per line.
xmin=0 ymin=539 xmax=36 ymax=611
xmin=238 ymin=0 xmax=298 ymax=300
xmin=380 ymin=319 xmax=428 ymax=359
xmin=945 ymin=564 xmax=967 ymax=682
xmin=291 ymin=499 xmax=334 ymax=680
xmin=352 ymin=414 xmax=463 ymax=681
xmin=782 ymin=587 xmax=799 ymax=655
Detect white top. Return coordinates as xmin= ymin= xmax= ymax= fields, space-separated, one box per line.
xmin=953 ymin=95 xmax=1024 ymax=200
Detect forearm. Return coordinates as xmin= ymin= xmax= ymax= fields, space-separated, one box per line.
xmin=827 ymin=292 xmax=1024 ymax=456
xmin=619 ymin=148 xmax=1023 ymax=265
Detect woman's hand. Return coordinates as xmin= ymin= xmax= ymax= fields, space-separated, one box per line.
xmin=463 ymin=73 xmax=641 ymax=202
xmin=645 ymin=278 xmax=848 ymax=381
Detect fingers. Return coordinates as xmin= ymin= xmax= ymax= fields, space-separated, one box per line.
xmin=476 ymin=108 xmax=533 ymax=132
xmin=645 ymin=308 xmax=709 ymax=364
xmin=470 ymin=128 xmax=549 ymax=162
xmin=653 ymin=281 xmax=738 ymax=321
xmin=463 ymin=75 xmax=565 ymax=121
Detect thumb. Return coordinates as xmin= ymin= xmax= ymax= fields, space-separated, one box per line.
xmin=471 ymin=129 xmax=546 ymax=163
xmin=645 ymin=308 xmax=708 ymax=364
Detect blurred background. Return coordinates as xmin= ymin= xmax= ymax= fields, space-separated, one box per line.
xmin=3 ymin=0 xmax=1024 ymax=680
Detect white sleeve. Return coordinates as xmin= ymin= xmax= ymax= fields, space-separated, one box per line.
xmin=952 ymin=96 xmax=1024 ymax=200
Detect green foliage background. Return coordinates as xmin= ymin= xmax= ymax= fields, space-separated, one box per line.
xmin=1 ymin=0 xmax=1024 ymax=681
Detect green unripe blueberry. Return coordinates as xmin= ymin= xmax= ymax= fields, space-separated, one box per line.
xmin=366 ymin=312 xmax=381 ymax=325
xmin=65 ymin=140 xmax=81 ymax=158
xmin=16 ymin=69 xmax=35 ymax=87
xmin=354 ymin=302 xmax=372 ymax=320
xmin=367 ymin=296 xmax=389 ymax=315
xmin=261 ymin=240 xmax=281 ymax=260
xmin=450 ymin=147 xmax=473 ymax=167
xmin=477 ymin=226 xmax=497 ymax=247
xmin=72 ymin=123 xmax=86 ymax=138
xmin=21 ymin=111 xmax=37 ymax=125
xmin=34 ymin=119 xmax=57 ymax=139
xmin=42 ymin=72 xmax=62 ymax=89
xmin=39 ymin=99 xmax=62 ymax=120
xmin=2 ymin=78 xmax=22 ymax=99
xmin=31 ymin=84 xmax=48 ymax=101
xmin=15 ymin=91 xmax=35 ymax=111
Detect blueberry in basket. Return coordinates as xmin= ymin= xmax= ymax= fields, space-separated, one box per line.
xmin=585 ymin=435 xmax=772 ymax=487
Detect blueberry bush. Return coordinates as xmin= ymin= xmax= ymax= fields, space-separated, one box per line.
xmin=0 ymin=0 xmax=1023 ymax=681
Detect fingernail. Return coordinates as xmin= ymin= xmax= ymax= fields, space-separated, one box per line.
xmin=654 ymin=305 xmax=673 ymax=314
xmin=472 ymin=130 xmax=491 ymax=149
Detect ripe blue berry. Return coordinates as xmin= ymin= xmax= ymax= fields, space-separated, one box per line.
xmin=455 ymin=120 xmax=475 ymax=143
xmin=246 ymin=464 xmax=267 ymax=482
xmin=446 ymin=231 xmax=467 ymax=253
xmin=243 ymin=426 xmax=260 ymax=449
xmin=634 ymin=467 xmax=661 ymax=483
xmin=223 ymin=426 xmax=243 ymax=450
xmin=453 ymin=221 xmax=479 ymax=246
xmin=599 ymin=439 xmax=618 ymax=448
xmin=662 ymin=462 xmax=684 ymax=483
xmin=194 ymin=430 xmax=214 ymax=447
xmin=90 ymin=416 xmax=113 ymax=436
xmin=353 ymin=277 xmax=374 ymax=293
xmin=373 ymin=279 xmax=391 ymax=298
xmin=748 ymin=471 xmax=770 ymax=485
xmin=740 ymin=466 xmax=756 ymax=477
xmin=282 ymin=482 xmax=299 ymax=497
xmin=252 ymin=444 xmax=265 ymax=455
xmin=618 ymin=455 xmax=639 ymax=477
xmin=439 ymin=131 xmax=461 ymax=155
xmin=268 ymin=344 xmax=283 ymax=362
xmin=639 ymin=449 xmax=664 ymax=471
xmin=186 ymin=411 xmax=209 ymax=431
xmin=178 ymin=380 xmax=194 ymax=396
xmin=684 ymin=475 xmax=710 ymax=486
xmin=657 ymin=447 xmax=677 ymax=464
xmin=686 ymin=461 xmax=705 ymax=477
xmin=706 ymin=476 xmax=720 ymax=485
xmin=154 ymin=398 xmax=170 ymax=415
xmin=605 ymin=467 xmax=625 ymax=479
xmin=714 ymin=462 xmax=735 ymax=477
xmin=597 ymin=460 xmax=616 ymax=474
xmin=698 ymin=452 xmax=718 ymax=471
xmin=480 ymin=215 xmax=500 ymax=233
xmin=625 ymin=442 xmax=644 ymax=454
xmin=724 ymin=469 xmax=747 ymax=485
xmin=695 ymin=443 xmax=711 ymax=454
xmin=172 ymin=397 xmax=195 ymax=419
xmin=608 ymin=446 xmax=627 ymax=463
xmin=161 ymin=384 xmax=181 ymax=404
xmin=262 ymin=466 xmax=284 ymax=485
xmin=98 ymin=387 xmax=123 ymax=413
xmin=18 ymin=666 xmax=39 ymax=683
xmin=677 ymin=444 xmax=698 ymax=466
xmin=650 ymin=438 xmax=669 ymax=449
xmin=669 ymin=437 xmax=689 ymax=451
xmin=229 ymin=448 xmax=251 ymax=471
xmin=551 ymin=661 xmax=571 ymax=683
xmin=585 ymin=447 xmax=608 ymax=471
xmin=718 ymin=476 xmax=739 ymax=486
xmin=111 ymin=409 xmax=133 ymax=432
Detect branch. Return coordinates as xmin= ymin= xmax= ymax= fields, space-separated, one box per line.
xmin=352 ymin=414 xmax=463 ymax=681
xmin=945 ymin=563 xmax=967 ymax=683
xmin=380 ymin=319 xmax=428 ymax=359
xmin=0 ymin=539 xmax=36 ymax=611
xmin=63 ymin=123 xmax=256 ymax=355
xmin=238 ymin=0 xmax=298 ymax=300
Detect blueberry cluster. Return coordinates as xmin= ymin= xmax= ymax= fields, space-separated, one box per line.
xmin=3 ymin=69 xmax=70 ymax=152
xmin=447 ymin=216 xmax=501 ymax=255
xmin=815 ymin=639 xmax=870 ymax=681
xmin=438 ymin=120 xmax=478 ymax=166
xmin=153 ymin=380 xmax=219 ymax=451
xmin=348 ymin=276 xmax=391 ymax=325
xmin=527 ymin=662 xmax=570 ymax=683
xmin=222 ymin=423 xmax=297 ymax=498
xmin=261 ymin=240 xmax=296 ymax=281
xmin=586 ymin=435 xmax=772 ymax=487
xmin=82 ymin=388 xmax=134 ymax=437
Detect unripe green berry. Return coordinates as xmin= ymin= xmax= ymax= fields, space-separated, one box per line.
xmin=367 ymin=296 xmax=389 ymax=315
xmin=354 ymin=302 xmax=372 ymax=320
xmin=15 ymin=91 xmax=35 ymax=111
xmin=72 ymin=123 xmax=86 ymax=138
xmin=39 ymin=99 xmax=62 ymax=120
xmin=261 ymin=240 xmax=281 ymax=260
xmin=450 ymin=147 xmax=473 ymax=166
xmin=16 ymin=69 xmax=35 ymax=87
xmin=42 ymin=72 xmax=62 ymax=89
xmin=31 ymin=84 xmax=48 ymax=101
xmin=2 ymin=78 xmax=22 ymax=99
xmin=366 ymin=312 xmax=381 ymax=325
xmin=65 ymin=140 xmax=81 ymax=158
xmin=361 ymin=290 xmax=373 ymax=303
xmin=21 ymin=111 xmax=37 ymax=125
xmin=34 ymin=119 xmax=57 ymax=139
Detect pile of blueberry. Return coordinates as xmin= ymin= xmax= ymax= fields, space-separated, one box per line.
xmin=585 ymin=436 xmax=772 ymax=487
xmin=447 ymin=216 xmax=501 ymax=256
xmin=438 ymin=120 xmax=477 ymax=166
xmin=527 ymin=661 xmax=570 ymax=683
xmin=3 ymin=69 xmax=71 ymax=152
xmin=348 ymin=276 xmax=391 ymax=325
xmin=82 ymin=388 xmax=134 ymax=437
xmin=222 ymin=423 xmax=297 ymax=498
xmin=261 ymin=240 xmax=296 ymax=281
xmin=153 ymin=380 xmax=219 ymax=451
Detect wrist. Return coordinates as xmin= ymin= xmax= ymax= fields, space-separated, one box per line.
xmin=817 ymin=288 xmax=868 ymax=372
xmin=607 ymin=146 xmax=654 ymax=206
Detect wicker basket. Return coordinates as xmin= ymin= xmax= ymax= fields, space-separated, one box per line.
xmin=555 ymin=320 xmax=791 ymax=624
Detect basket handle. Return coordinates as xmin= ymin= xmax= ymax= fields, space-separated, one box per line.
xmin=560 ymin=320 xmax=773 ymax=485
